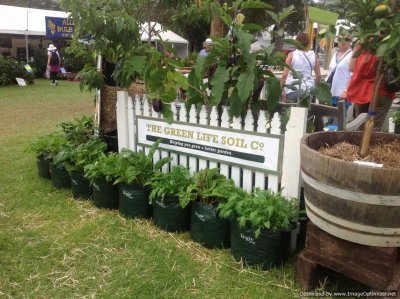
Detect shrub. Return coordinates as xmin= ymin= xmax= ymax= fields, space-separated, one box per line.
xmin=31 ymin=48 xmax=48 ymax=78
xmin=218 ymin=188 xmax=300 ymax=237
xmin=30 ymin=133 xmax=68 ymax=161
xmin=179 ymin=168 xmax=235 ymax=208
xmin=0 ymin=56 xmax=35 ymax=86
xmin=57 ymin=115 xmax=96 ymax=146
xmin=146 ymin=166 xmax=193 ymax=203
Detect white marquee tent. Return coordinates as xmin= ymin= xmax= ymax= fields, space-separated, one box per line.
xmin=0 ymin=5 xmax=189 ymax=58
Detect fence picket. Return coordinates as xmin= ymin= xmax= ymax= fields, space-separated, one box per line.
xmin=116 ymin=91 xmax=129 ymax=151
xmin=242 ymin=110 xmax=254 ymax=192
xmin=170 ymin=103 xmax=179 ymax=169
xmin=219 ymin=107 xmax=230 ymax=177
xmin=134 ymin=95 xmax=144 ymax=152
xmin=150 ymin=103 xmax=162 ymax=167
xmin=198 ymin=105 xmax=208 ymax=171
xmin=209 ymin=106 xmax=219 ymax=169
xmin=254 ymin=110 xmax=267 ymax=189
xmin=178 ymin=103 xmax=188 ymax=169
xmin=188 ymin=104 xmax=198 ymax=174
xmin=231 ymin=116 xmax=242 ymax=186
xmin=268 ymin=112 xmax=281 ymax=193
xmin=142 ymin=95 xmax=151 ymax=155
xmin=127 ymin=97 xmax=136 ymax=151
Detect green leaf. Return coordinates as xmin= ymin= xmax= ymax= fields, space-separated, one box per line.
xmin=242 ymin=23 xmax=264 ymax=32
xmin=376 ymin=43 xmax=388 ymax=57
xmin=210 ymin=67 xmax=230 ymax=106
xmin=127 ymin=55 xmax=147 ymax=76
xmin=237 ymin=71 xmax=255 ymax=103
xmin=241 ymin=0 xmax=273 ymax=10
xmin=234 ymin=28 xmax=253 ymax=61
xmin=310 ymin=82 xmax=332 ymax=105
xmin=265 ymin=77 xmax=281 ymax=113
xmin=277 ymin=5 xmax=295 ymax=22
xmin=162 ymin=104 xmax=173 ymax=124
xmin=228 ymin=89 xmax=243 ymax=117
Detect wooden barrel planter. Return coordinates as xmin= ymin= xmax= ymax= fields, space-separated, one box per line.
xmin=301 ymin=131 xmax=400 ymax=247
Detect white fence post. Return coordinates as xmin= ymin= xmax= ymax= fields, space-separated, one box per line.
xmin=127 ymin=96 xmax=136 ymax=151
xmin=281 ymin=107 xmax=307 ymax=199
xmin=135 ymin=95 xmax=143 ymax=153
xmin=178 ymin=104 xmax=189 ymax=169
xmin=268 ymin=112 xmax=281 ymax=193
xmin=116 ymin=90 xmax=130 ymax=151
xmin=198 ymin=105 xmax=208 ymax=171
xmin=170 ymin=103 xmax=179 ymax=169
xmin=254 ymin=110 xmax=267 ymax=189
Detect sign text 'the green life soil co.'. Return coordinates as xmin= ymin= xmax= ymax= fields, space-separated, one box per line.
xmin=136 ymin=117 xmax=282 ymax=174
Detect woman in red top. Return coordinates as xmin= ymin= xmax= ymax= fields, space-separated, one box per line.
xmin=344 ymin=46 xmax=395 ymax=131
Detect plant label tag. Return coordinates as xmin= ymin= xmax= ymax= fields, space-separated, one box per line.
xmin=353 ymin=160 xmax=384 ymax=168
xmin=195 ymin=211 xmax=206 ymax=222
xmin=122 ymin=190 xmax=133 ymax=199
xmin=15 ymin=78 xmax=27 ymax=87
xmin=240 ymin=233 xmax=256 ymax=245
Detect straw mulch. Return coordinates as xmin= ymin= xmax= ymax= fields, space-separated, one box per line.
xmin=319 ymin=140 xmax=400 ymax=168
xmin=100 ymin=82 xmax=145 ymax=133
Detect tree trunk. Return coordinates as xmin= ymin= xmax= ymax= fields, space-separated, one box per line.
xmin=210 ymin=17 xmax=224 ymax=37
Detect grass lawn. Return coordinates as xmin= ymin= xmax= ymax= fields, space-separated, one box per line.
xmin=0 ymin=79 xmax=354 ymax=298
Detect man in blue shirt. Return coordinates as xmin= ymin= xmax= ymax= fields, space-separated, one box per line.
xmin=199 ymin=38 xmax=213 ymax=57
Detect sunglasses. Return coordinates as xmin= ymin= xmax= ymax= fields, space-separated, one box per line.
xmin=337 ymin=37 xmax=351 ymax=42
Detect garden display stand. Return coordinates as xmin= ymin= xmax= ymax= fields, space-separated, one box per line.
xmin=295 ymin=222 xmax=400 ymax=295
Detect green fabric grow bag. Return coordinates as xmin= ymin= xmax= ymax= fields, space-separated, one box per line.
xmin=230 ymin=220 xmax=283 ymax=269
xmin=153 ymin=196 xmax=190 ymax=232
xmin=50 ymin=163 xmax=71 ymax=189
xmin=119 ymin=183 xmax=151 ymax=219
xmin=70 ymin=170 xmax=92 ymax=200
xmin=92 ymin=178 xmax=118 ymax=209
xmin=190 ymin=201 xmax=230 ymax=248
xmin=36 ymin=155 xmax=51 ymax=179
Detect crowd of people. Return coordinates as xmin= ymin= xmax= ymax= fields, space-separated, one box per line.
xmin=280 ymin=31 xmax=395 ymax=131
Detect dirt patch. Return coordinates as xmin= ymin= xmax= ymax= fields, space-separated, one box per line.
xmin=319 ymin=140 xmax=400 ymax=168
xmin=100 ymin=82 xmax=145 ymax=133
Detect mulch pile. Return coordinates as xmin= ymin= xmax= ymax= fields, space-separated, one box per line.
xmin=319 ymin=140 xmax=400 ymax=168
xmin=100 ymin=82 xmax=145 ymax=133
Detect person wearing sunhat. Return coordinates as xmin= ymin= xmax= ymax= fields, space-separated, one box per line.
xmin=199 ymin=38 xmax=213 ymax=57
xmin=47 ymin=44 xmax=61 ymax=86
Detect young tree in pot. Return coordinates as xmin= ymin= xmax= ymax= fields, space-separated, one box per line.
xmin=84 ymin=152 xmax=120 ymax=209
xmin=179 ymin=168 xmax=235 ymax=248
xmin=53 ymin=137 xmax=107 ymax=199
xmin=146 ymin=166 xmax=193 ymax=232
xmin=218 ymin=188 xmax=299 ymax=269
xmin=114 ymin=143 xmax=171 ymax=219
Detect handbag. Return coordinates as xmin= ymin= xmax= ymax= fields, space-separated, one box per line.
xmin=325 ymin=50 xmax=351 ymax=86
xmin=383 ymin=67 xmax=400 ymax=93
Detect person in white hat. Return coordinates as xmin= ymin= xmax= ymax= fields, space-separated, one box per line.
xmin=47 ymin=44 xmax=61 ymax=86
xmin=199 ymin=38 xmax=213 ymax=57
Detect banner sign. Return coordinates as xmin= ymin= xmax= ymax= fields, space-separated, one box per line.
xmin=136 ymin=117 xmax=283 ymax=174
xmin=45 ymin=17 xmax=74 ymax=39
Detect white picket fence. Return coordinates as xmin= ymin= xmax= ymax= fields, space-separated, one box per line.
xmin=116 ymin=91 xmax=307 ymax=200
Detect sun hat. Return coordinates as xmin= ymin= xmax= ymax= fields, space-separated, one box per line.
xmin=47 ymin=44 xmax=57 ymax=51
xmin=204 ymin=38 xmax=213 ymax=45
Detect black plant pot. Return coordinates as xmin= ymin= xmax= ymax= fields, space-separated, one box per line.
xmin=36 ymin=155 xmax=51 ymax=179
xmin=395 ymin=123 xmax=400 ymax=134
xmin=119 ymin=183 xmax=151 ymax=219
xmin=70 ymin=170 xmax=92 ymax=199
xmin=190 ymin=201 xmax=230 ymax=249
xmin=230 ymin=220 xmax=284 ymax=269
xmin=92 ymin=178 xmax=118 ymax=209
xmin=50 ymin=163 xmax=71 ymax=189
xmin=153 ymin=196 xmax=190 ymax=232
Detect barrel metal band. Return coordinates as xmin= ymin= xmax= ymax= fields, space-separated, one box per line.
xmin=301 ymin=170 xmax=400 ymax=206
xmin=305 ymin=200 xmax=400 ymax=247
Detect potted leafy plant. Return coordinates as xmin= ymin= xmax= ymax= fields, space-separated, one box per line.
xmin=30 ymin=133 xmax=60 ymax=180
xmin=57 ymin=115 xmax=96 ymax=146
xmin=146 ymin=166 xmax=193 ymax=232
xmin=84 ymin=152 xmax=120 ymax=209
xmin=114 ymin=143 xmax=171 ymax=219
xmin=179 ymin=168 xmax=235 ymax=248
xmin=218 ymin=188 xmax=299 ymax=269
xmin=53 ymin=137 xmax=107 ymax=199
xmin=392 ymin=110 xmax=400 ymax=134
